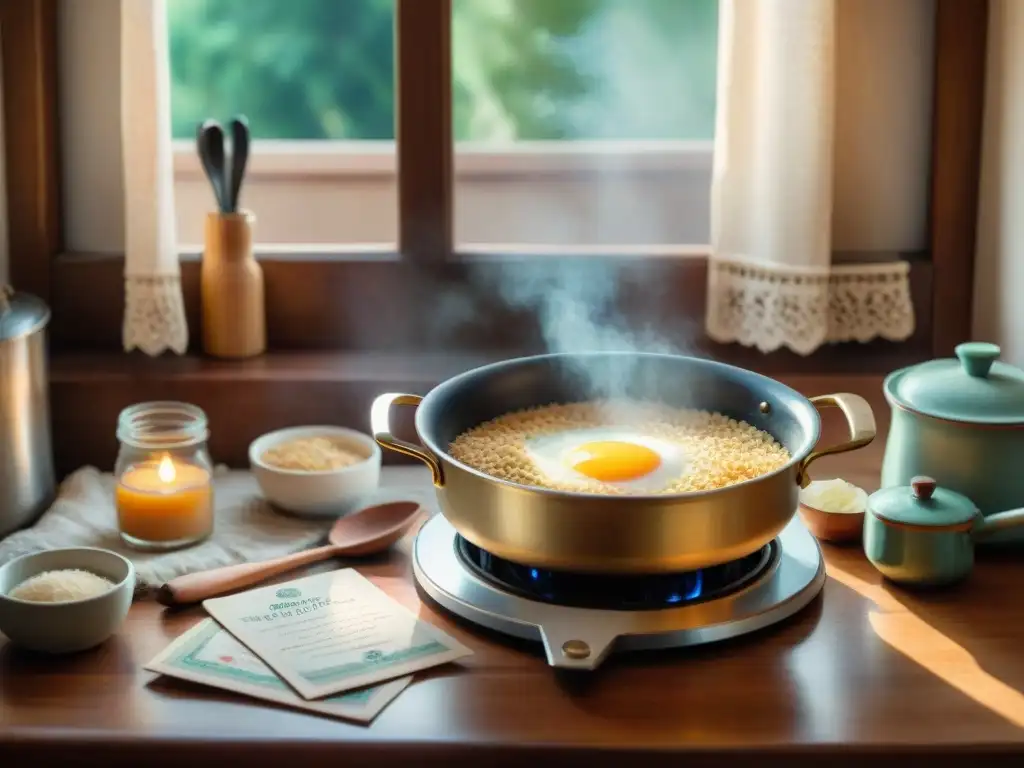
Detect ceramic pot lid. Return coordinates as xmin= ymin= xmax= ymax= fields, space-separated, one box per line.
xmin=868 ymin=476 xmax=977 ymax=528
xmin=884 ymin=342 xmax=1024 ymax=424
xmin=0 ymin=286 xmax=50 ymax=342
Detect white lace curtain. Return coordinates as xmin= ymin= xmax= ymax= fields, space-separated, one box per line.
xmin=121 ymin=0 xmax=187 ymax=355
xmin=706 ymin=0 xmax=916 ymax=355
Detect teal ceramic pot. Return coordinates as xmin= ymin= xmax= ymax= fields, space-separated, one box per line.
xmin=881 ymin=342 xmax=1024 ymax=544
xmin=864 ymin=477 xmax=1024 ymax=586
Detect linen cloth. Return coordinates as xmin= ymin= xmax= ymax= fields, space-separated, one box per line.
xmin=0 ymin=467 xmax=333 ymax=594
xmin=707 ymin=0 xmax=915 ymax=355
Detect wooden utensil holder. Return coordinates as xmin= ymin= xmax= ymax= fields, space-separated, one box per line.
xmin=201 ymin=211 xmax=266 ymax=358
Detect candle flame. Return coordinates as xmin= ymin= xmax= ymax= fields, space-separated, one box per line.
xmin=158 ymin=455 xmax=176 ymax=484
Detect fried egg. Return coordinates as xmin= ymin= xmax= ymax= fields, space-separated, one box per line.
xmin=523 ymin=427 xmax=686 ymax=493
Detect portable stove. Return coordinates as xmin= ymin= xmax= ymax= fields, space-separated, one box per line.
xmin=413 ymin=513 xmax=825 ymax=670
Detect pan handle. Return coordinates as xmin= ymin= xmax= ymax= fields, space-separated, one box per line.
xmin=796 ymin=393 xmax=876 ymax=488
xmin=371 ymin=393 xmax=445 ymax=487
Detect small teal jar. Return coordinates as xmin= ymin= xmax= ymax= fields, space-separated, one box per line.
xmin=881 ymin=342 xmax=1024 ymax=544
xmin=864 ymin=476 xmax=1024 ymax=587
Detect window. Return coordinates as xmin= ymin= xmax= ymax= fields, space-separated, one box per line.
xmin=0 ymin=0 xmax=987 ymax=473
xmin=169 ymin=0 xmax=399 ymax=246
xmin=452 ymin=0 xmax=717 ymax=248
xmin=168 ymin=0 xmax=717 ymax=247
xmin=33 ymin=0 xmax=974 ymax=367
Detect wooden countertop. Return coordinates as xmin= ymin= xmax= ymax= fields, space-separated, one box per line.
xmin=3 ymin=376 xmax=1024 ymax=766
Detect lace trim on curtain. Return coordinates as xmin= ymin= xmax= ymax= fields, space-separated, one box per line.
xmin=123 ymin=275 xmax=189 ymax=356
xmin=705 ymin=259 xmax=915 ymax=356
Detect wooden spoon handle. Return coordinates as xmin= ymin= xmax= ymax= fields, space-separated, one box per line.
xmin=157 ymin=544 xmax=339 ymax=606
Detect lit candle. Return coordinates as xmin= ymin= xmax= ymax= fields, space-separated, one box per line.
xmin=116 ymin=454 xmax=213 ymax=548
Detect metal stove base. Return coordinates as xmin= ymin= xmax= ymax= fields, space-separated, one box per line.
xmin=413 ymin=514 xmax=825 ymax=670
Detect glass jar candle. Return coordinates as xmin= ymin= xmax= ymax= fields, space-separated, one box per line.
xmin=114 ymin=402 xmax=214 ymax=551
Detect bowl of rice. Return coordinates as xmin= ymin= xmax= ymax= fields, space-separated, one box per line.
xmin=249 ymin=426 xmax=382 ymax=517
xmin=0 ymin=547 xmax=134 ymax=654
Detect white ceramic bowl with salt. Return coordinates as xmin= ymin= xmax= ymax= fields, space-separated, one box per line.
xmin=0 ymin=547 xmax=135 ymax=654
xmin=249 ymin=426 xmax=382 ymax=518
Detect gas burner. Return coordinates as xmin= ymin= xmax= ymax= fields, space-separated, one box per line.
xmin=413 ymin=514 xmax=825 ymax=671
xmin=457 ymin=537 xmax=774 ymax=612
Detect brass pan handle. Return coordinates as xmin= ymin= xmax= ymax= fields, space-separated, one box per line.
xmin=796 ymin=393 xmax=876 ymax=488
xmin=370 ymin=393 xmax=445 ymax=487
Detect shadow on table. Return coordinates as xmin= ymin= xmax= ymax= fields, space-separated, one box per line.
xmin=876 ymin=547 xmax=1024 ymax=688
xmin=826 ymin=545 xmax=1024 ymax=733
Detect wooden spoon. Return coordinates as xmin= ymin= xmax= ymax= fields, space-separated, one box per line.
xmin=156 ymin=501 xmax=423 ymax=606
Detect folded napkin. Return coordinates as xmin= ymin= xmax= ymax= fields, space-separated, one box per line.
xmin=0 ymin=467 xmax=334 ymax=594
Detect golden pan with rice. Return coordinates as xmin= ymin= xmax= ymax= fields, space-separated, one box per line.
xmin=372 ymin=352 xmax=876 ymax=574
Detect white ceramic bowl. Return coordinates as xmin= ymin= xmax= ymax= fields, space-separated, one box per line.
xmin=0 ymin=547 xmax=135 ymax=654
xmin=249 ymin=425 xmax=382 ymax=517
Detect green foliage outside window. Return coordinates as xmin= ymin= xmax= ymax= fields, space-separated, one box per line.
xmin=168 ymin=0 xmax=718 ymax=142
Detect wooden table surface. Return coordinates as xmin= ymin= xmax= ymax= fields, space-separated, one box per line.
xmin=2 ymin=376 xmax=1024 ymax=767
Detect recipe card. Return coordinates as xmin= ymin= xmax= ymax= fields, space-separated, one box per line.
xmin=203 ymin=569 xmax=473 ymax=699
xmin=145 ymin=619 xmax=410 ymax=723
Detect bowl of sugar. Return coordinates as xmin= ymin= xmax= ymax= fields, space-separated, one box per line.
xmin=798 ymin=477 xmax=868 ymax=544
xmin=0 ymin=547 xmax=135 ymax=653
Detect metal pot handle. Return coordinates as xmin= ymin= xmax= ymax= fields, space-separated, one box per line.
xmin=796 ymin=393 xmax=876 ymax=487
xmin=370 ymin=393 xmax=445 ymax=487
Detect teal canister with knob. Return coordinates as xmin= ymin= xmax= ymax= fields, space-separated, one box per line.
xmin=881 ymin=342 xmax=1024 ymax=544
xmin=864 ymin=477 xmax=1024 ymax=586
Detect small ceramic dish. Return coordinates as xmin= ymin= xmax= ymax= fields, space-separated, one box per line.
xmin=797 ymin=478 xmax=868 ymax=544
xmin=798 ymin=501 xmax=865 ymax=544
xmin=0 ymin=547 xmax=135 ymax=654
xmin=249 ymin=425 xmax=382 ymax=517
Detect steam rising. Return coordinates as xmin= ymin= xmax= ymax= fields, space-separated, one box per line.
xmin=481 ymin=258 xmax=680 ymax=353
xmin=431 ymin=1 xmax=716 ymax=403
xmin=492 ymin=258 xmax=697 ymax=409
xmin=430 ymin=255 xmax=697 ymax=407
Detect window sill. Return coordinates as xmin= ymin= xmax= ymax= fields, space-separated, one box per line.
xmin=57 ymin=249 xmax=724 ymax=352
xmin=51 ymin=344 xmax=925 ymax=477
xmin=49 ymin=350 xmax=498 ymax=477
xmin=51 ymin=250 xmax=934 ymax=357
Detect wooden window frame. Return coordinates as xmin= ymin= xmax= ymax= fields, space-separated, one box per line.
xmin=0 ymin=0 xmax=990 ymax=472
xmin=0 ymin=0 xmax=60 ymax=300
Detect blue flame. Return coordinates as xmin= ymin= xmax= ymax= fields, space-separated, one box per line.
xmin=685 ymin=570 xmax=704 ymax=600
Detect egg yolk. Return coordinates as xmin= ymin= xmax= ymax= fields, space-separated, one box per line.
xmin=567 ymin=440 xmax=662 ymax=483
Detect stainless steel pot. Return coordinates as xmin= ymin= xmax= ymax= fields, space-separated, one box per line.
xmin=0 ymin=286 xmax=55 ymax=537
xmin=372 ymin=353 xmax=875 ymax=573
